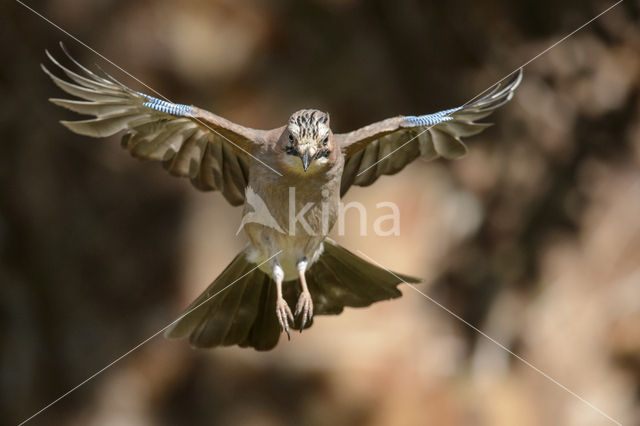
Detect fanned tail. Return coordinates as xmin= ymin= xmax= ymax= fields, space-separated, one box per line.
xmin=165 ymin=240 xmax=420 ymax=351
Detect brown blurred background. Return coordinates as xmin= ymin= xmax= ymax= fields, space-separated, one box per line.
xmin=2 ymin=0 xmax=640 ymax=425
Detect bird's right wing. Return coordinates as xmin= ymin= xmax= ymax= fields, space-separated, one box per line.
xmin=44 ymin=45 xmax=266 ymax=206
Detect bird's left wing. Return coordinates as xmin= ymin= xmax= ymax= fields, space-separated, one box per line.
xmin=335 ymin=70 xmax=522 ymax=196
xmin=43 ymin=45 xmax=266 ymax=206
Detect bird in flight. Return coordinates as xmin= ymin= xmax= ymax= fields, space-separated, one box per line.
xmin=43 ymin=44 xmax=522 ymax=350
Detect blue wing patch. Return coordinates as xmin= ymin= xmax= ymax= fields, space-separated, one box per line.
xmin=138 ymin=93 xmax=193 ymax=117
xmin=404 ymin=106 xmax=462 ymax=127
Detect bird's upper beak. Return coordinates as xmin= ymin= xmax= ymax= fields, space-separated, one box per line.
xmin=301 ymin=150 xmax=312 ymax=172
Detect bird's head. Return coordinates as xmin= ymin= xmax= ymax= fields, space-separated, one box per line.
xmin=284 ymin=109 xmax=333 ymax=173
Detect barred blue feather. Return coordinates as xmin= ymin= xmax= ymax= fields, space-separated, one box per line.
xmin=403 ymin=106 xmax=462 ymax=127
xmin=139 ymin=93 xmax=193 ymax=117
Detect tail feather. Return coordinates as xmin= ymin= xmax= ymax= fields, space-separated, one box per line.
xmin=302 ymin=241 xmax=420 ymax=316
xmin=165 ymin=240 xmax=420 ymax=351
xmin=243 ymin=276 xmax=280 ymax=350
xmin=165 ymin=250 xmax=281 ymax=351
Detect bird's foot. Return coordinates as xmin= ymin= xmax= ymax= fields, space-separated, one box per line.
xmin=276 ymin=298 xmax=294 ymax=340
xmin=295 ymin=291 xmax=313 ymax=331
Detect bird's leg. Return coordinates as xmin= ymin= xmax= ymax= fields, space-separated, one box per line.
xmin=295 ymin=258 xmax=313 ymax=330
xmin=273 ymin=261 xmax=293 ymax=339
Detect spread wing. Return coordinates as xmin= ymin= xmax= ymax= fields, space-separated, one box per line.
xmin=43 ymin=45 xmax=265 ymax=206
xmin=336 ymin=69 xmax=522 ymax=196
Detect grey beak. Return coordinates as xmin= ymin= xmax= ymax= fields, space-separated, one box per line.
xmin=301 ymin=150 xmax=311 ymax=172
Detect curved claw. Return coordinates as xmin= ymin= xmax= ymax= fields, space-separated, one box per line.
xmin=276 ymin=298 xmax=294 ymax=340
xmin=295 ymin=291 xmax=314 ymax=331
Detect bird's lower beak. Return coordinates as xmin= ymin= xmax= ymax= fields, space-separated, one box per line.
xmin=301 ymin=150 xmax=311 ymax=172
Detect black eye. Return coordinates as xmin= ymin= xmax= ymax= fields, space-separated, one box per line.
xmin=289 ymin=134 xmax=294 ymax=142
xmin=322 ymin=137 xmax=328 ymax=146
